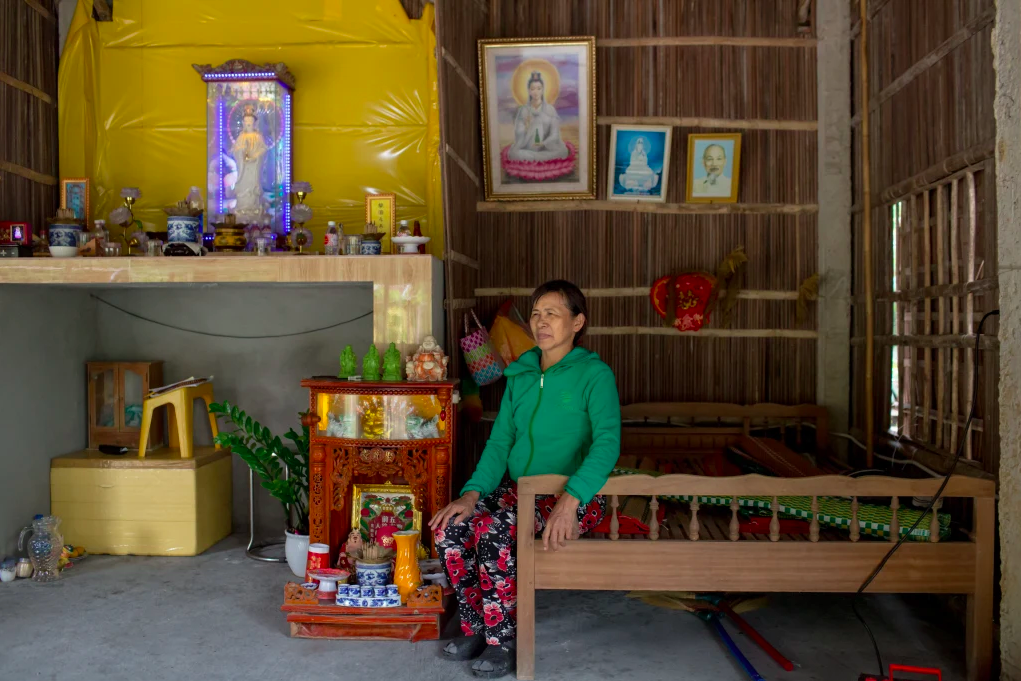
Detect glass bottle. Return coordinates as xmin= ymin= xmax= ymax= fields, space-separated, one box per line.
xmin=325 ymin=221 xmax=340 ymax=256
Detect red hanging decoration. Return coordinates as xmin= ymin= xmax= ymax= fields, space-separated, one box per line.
xmin=650 ymin=273 xmax=717 ymax=332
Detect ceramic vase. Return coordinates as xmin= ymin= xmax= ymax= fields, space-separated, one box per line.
xmin=167 ymin=215 xmax=201 ymax=244
xmin=284 ymin=530 xmax=310 ymax=578
xmin=47 ymin=223 xmax=82 ymax=258
xmin=355 ymin=559 xmax=392 ymax=587
xmin=359 ymin=240 xmax=382 ymax=255
xmin=392 ymin=530 xmax=422 ymax=604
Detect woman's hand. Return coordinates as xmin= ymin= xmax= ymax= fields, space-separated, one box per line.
xmin=428 ymin=491 xmax=480 ymax=531
xmin=542 ymin=493 xmax=581 ymax=551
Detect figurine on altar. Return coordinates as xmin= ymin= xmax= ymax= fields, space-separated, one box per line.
xmin=339 ymin=528 xmax=363 ymax=571
xmin=339 ymin=345 xmax=358 ymax=379
xmin=363 ymin=345 xmax=381 ymax=381
xmin=382 ymin=343 xmax=403 ymax=382
xmin=233 ymin=105 xmax=268 ymax=224
xmin=406 ymin=336 xmax=449 ymax=382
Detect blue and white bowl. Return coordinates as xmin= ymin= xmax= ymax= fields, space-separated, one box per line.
xmin=48 ymin=222 xmax=82 ymax=257
xmin=386 ymin=584 xmax=399 ymax=598
xmin=359 ymin=240 xmax=382 ymax=255
xmin=167 ymin=215 xmax=201 ymax=244
xmin=356 ymin=560 xmax=392 ymax=587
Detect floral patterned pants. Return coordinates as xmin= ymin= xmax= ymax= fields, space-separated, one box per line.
xmin=434 ymin=479 xmax=605 ymax=645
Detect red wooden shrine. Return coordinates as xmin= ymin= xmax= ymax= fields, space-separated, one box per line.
xmin=301 ymin=377 xmax=457 ymax=557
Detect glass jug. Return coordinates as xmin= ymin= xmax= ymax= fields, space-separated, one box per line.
xmin=18 ymin=515 xmax=63 ymax=582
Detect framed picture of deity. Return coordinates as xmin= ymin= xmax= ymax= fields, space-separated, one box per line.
xmin=478 ymin=37 xmax=596 ymax=201
xmin=60 ymin=178 xmax=90 ymax=222
xmin=607 ymin=124 xmax=672 ymax=203
xmin=351 ymin=482 xmax=421 ymax=548
xmin=685 ymin=133 xmax=742 ymax=203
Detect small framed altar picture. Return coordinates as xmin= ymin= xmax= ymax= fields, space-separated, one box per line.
xmin=607 ymin=124 xmax=672 ymax=202
xmin=351 ymin=482 xmax=422 ymax=547
xmin=365 ymin=193 xmax=396 ymax=251
xmin=478 ymin=36 xmax=596 ymax=201
xmin=60 ymin=178 xmax=90 ymax=222
xmin=685 ymin=133 xmax=741 ymax=203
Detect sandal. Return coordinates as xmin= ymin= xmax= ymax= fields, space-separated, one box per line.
xmin=471 ymin=644 xmax=516 ymax=678
xmin=442 ymin=634 xmax=487 ymax=660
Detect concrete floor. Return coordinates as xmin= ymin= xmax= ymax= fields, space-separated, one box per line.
xmin=0 ymin=536 xmax=966 ymax=681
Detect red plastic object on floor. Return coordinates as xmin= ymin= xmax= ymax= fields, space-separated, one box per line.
xmin=739 ymin=516 xmax=811 ymax=535
xmin=858 ymin=664 xmax=942 ymax=681
xmin=590 ymin=504 xmax=667 ymax=535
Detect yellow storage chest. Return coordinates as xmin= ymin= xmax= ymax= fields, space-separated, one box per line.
xmin=50 ymin=447 xmax=232 ymax=556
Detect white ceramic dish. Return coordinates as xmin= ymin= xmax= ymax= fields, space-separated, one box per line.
xmin=49 ymin=246 xmax=80 ymax=258
xmin=391 ymin=235 xmax=430 ymax=254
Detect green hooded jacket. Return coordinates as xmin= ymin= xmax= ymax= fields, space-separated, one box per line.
xmin=461 ymin=346 xmax=621 ymax=504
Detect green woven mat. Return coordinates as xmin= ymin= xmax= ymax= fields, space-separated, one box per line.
xmin=610 ymin=466 xmax=950 ymax=541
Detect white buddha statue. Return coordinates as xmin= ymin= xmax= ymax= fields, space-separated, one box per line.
xmin=618 ymin=137 xmax=659 ymax=192
xmin=232 ymin=105 xmax=268 ymax=223
xmin=507 ymin=71 xmax=569 ymax=162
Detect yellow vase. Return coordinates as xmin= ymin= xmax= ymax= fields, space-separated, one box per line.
xmin=393 ymin=530 xmax=422 ymax=604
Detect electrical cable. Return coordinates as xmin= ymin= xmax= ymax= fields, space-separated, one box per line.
xmin=90 ymin=294 xmax=373 ymax=339
xmin=853 ymin=308 xmax=998 ymax=678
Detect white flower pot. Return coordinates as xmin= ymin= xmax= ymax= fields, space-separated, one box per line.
xmin=285 ymin=530 xmax=310 ymax=578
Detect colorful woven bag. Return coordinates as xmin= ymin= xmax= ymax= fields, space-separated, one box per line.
xmin=460 ymin=310 xmax=505 ymax=386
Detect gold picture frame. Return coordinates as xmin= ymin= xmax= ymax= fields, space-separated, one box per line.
xmin=60 ymin=177 xmax=90 ymax=223
xmin=365 ymin=193 xmax=397 ymax=252
xmin=685 ymin=133 xmax=742 ymax=203
xmin=350 ymin=481 xmax=422 ymax=546
xmin=478 ymin=36 xmax=597 ymax=201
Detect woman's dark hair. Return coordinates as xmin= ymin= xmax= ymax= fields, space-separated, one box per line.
xmin=530 ymin=280 xmax=589 ymax=345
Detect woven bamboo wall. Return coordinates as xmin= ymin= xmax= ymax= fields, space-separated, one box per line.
xmin=473 ymin=0 xmax=820 ymax=408
xmin=849 ymin=0 xmax=999 ymax=472
xmin=0 ymin=0 xmax=59 ymax=231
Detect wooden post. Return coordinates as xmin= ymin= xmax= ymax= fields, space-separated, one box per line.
xmin=922 ymin=189 xmax=933 ymax=443
xmin=964 ymin=172 xmax=977 ymax=459
xmin=729 ymin=497 xmax=740 ymax=541
xmin=860 ymin=0 xmax=875 ymax=466
xmin=517 ymin=485 xmax=537 ymax=681
xmin=648 ymin=496 xmax=660 ymax=541
xmin=950 ymin=179 xmax=961 ymax=453
xmin=609 ymin=495 xmax=620 ymax=541
xmin=890 ymin=495 xmax=900 ymax=542
xmin=309 ymin=443 xmax=328 ymax=546
xmin=769 ymin=496 xmax=781 ymax=542
xmin=689 ymin=498 xmax=701 ymax=541
xmin=810 ymin=495 xmax=820 ymax=542
xmin=966 ymin=497 xmax=995 ymax=681
xmin=936 ymin=185 xmax=948 ymax=448
xmin=850 ymin=497 xmax=861 ymax=542
xmin=929 ymin=498 xmax=943 ymax=543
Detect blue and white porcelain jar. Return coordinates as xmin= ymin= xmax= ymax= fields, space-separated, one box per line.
xmin=355 ymin=559 xmax=392 ymax=586
xmin=359 ymin=239 xmax=382 ymax=255
xmin=47 ymin=220 xmax=82 ymax=258
xmin=167 ymin=215 xmax=201 ymax=244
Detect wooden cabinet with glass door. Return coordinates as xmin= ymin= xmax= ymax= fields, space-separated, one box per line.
xmin=87 ymin=361 xmax=164 ymax=450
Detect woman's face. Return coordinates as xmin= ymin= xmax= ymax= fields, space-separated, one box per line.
xmin=530 ymin=292 xmax=584 ymax=352
xmin=242 ymin=116 xmax=255 ymax=133
xmin=528 ymin=81 xmax=543 ymax=105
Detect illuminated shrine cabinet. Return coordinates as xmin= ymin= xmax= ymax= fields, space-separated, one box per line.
xmin=193 ymin=59 xmax=294 ymax=234
xmin=302 ymin=378 xmax=458 ymax=554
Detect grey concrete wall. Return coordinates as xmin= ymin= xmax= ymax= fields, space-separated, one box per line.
xmin=994 ymin=0 xmax=1021 ymax=677
xmin=816 ymin=0 xmax=852 ymax=452
xmin=92 ymin=284 xmax=374 ymax=539
xmin=0 ymin=287 xmax=96 ymax=557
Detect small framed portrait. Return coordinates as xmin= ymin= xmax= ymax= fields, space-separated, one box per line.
xmin=685 ymin=133 xmax=742 ymax=203
xmin=607 ymin=124 xmax=672 ymax=202
xmin=479 ymin=36 xmax=597 ymax=201
xmin=365 ymin=193 xmax=396 ymax=251
xmin=60 ymin=178 xmax=90 ymax=222
xmin=351 ymin=482 xmax=422 ymax=547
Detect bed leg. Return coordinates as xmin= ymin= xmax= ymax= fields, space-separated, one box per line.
xmin=517 ymin=488 xmax=537 ymax=680
xmin=966 ymin=497 xmax=994 ymax=681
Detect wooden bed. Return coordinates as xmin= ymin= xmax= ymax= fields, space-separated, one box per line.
xmin=515 ymin=403 xmax=995 ymax=681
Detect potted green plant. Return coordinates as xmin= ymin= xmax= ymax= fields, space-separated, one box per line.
xmin=209 ymin=401 xmax=311 ymax=577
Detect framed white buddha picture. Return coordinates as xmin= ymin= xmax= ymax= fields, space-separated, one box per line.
xmin=607 ymin=124 xmax=672 ymax=203
xmin=685 ymin=133 xmax=742 ymax=203
xmin=478 ymin=37 xmax=596 ymax=201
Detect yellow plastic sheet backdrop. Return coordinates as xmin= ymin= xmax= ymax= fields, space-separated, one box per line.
xmin=59 ymin=0 xmax=443 ymax=253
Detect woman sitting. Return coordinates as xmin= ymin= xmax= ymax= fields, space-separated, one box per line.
xmin=430 ymin=280 xmax=621 ymax=678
